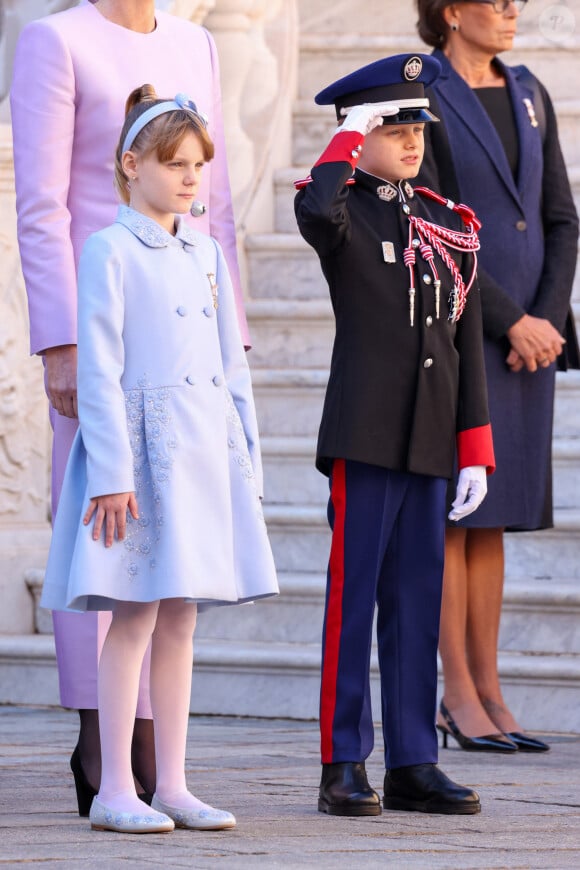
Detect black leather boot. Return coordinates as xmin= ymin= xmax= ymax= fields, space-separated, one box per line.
xmin=318 ymin=762 xmax=381 ymax=816
xmin=383 ymin=763 xmax=481 ymax=814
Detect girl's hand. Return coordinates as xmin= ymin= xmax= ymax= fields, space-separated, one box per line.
xmin=83 ymin=492 xmax=139 ymax=548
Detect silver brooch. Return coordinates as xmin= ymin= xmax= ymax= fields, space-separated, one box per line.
xmin=522 ymin=98 xmax=539 ymax=129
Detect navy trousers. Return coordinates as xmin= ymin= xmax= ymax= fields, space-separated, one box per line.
xmin=320 ymin=458 xmax=447 ymax=770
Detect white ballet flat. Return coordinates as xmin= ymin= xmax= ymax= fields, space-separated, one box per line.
xmin=89 ymin=797 xmax=175 ymax=833
xmin=151 ymin=794 xmax=236 ymax=830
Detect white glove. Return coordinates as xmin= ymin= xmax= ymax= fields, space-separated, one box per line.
xmin=448 ymin=465 xmax=487 ymax=521
xmin=337 ymin=101 xmax=400 ymax=136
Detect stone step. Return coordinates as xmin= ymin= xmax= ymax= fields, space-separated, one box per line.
xmin=252 ymin=368 xmax=327 ymax=437
xmin=261 ymin=436 xmax=327 ymax=505
xmin=264 ymin=501 xmax=580 ymax=576
xmin=554 ymin=371 xmax=580 ymax=438
xmin=296 ymin=29 xmax=580 ymax=102
xmin=553 ymin=437 xmax=580 ymax=508
xmin=196 ymin=572 xmax=580 ymax=656
xmin=241 ymin=362 xmax=580 ymax=446
xmin=257 ymin=426 xmax=580 ymax=509
xmin=2 ymin=633 xmax=579 ymax=730
xmin=246 ymin=232 xmax=326 ymax=300
xmin=501 ymin=577 xmax=580 ymax=655
xmin=195 ymin=572 xmax=326 ymax=645
xmin=297 ymin=0 xmax=418 ymax=38
xmin=264 ymin=503 xmax=331 ymax=573
xmin=23 ymin=566 xmax=580 ymax=657
xmin=247 ymin=299 xmax=333 ymax=369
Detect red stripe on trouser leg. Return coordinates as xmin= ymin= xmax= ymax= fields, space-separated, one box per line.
xmin=320 ymin=458 xmax=346 ymax=763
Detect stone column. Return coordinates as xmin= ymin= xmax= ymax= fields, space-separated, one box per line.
xmin=0 ymin=124 xmax=52 ymax=633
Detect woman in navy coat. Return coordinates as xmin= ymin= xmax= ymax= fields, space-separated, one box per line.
xmin=416 ymin=0 xmax=578 ymax=752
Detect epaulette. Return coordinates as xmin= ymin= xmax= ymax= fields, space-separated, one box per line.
xmin=294 ymin=175 xmax=356 ymax=191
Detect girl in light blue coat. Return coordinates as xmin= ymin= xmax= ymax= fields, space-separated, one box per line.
xmin=41 ymin=84 xmax=278 ymax=834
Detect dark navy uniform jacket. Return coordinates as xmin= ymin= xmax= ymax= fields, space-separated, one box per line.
xmin=295 ymin=129 xmax=495 ymax=480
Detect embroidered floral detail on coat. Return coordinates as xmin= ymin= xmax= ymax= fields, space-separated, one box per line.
xmin=123 ymin=377 xmax=176 ymax=577
xmin=115 ymin=204 xmax=198 ymax=250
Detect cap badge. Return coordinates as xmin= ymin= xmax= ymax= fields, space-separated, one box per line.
xmin=403 ymin=56 xmax=423 ymax=82
xmin=377 ymin=183 xmax=398 ymax=202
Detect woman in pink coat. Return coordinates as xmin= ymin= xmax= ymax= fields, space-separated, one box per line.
xmin=10 ymin=0 xmax=249 ymax=814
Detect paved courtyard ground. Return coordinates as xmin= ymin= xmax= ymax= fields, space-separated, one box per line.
xmin=1 ymin=707 xmax=579 ymax=869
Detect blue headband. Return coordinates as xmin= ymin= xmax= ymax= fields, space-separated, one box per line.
xmin=122 ymin=92 xmax=208 ymax=154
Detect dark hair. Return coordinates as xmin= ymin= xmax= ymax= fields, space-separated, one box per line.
xmin=416 ymin=0 xmax=455 ymax=48
xmin=114 ymin=84 xmax=215 ymax=203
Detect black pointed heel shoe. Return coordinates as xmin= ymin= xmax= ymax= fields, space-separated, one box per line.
xmin=437 ymin=701 xmax=518 ymax=753
xmin=318 ymin=762 xmax=381 ymax=816
xmin=70 ymin=745 xmax=97 ymax=817
xmin=503 ymin=731 xmax=550 ymax=752
xmin=70 ymin=746 xmax=154 ymax=816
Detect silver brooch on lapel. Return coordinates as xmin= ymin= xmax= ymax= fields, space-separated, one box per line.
xmin=522 ymin=97 xmax=539 ymax=128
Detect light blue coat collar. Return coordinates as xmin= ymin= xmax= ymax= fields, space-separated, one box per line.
xmin=115 ymin=204 xmax=198 ymax=250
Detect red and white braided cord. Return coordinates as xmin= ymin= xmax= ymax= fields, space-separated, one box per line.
xmin=408 ymin=215 xmax=479 ymax=322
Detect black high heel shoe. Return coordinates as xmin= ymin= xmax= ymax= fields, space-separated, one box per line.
xmin=503 ymin=731 xmax=550 ymax=752
xmin=70 ymin=745 xmax=154 ymax=816
xmin=437 ymin=701 xmax=518 ymax=753
xmin=70 ymin=744 xmax=97 ymax=817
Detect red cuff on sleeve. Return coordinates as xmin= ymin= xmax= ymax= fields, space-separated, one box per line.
xmin=457 ymin=423 xmax=495 ymax=474
xmin=313 ymin=130 xmax=365 ymax=170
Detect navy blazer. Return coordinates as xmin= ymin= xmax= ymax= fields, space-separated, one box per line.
xmin=419 ymin=50 xmax=578 ymax=348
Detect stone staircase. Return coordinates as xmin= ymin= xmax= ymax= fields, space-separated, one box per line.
xmin=2 ymin=0 xmax=580 ymax=731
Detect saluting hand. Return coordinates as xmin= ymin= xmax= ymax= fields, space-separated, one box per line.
xmin=338 ymin=101 xmax=399 ymax=136
xmin=83 ymin=492 xmax=139 ymax=548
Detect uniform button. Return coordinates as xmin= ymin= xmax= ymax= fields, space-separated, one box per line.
xmin=176 ymin=305 xmax=188 ymax=316
xmin=402 ymin=204 xmax=411 ymax=215
xmin=423 ymin=357 xmax=433 ymax=368
xmin=203 ymin=305 xmax=215 ymax=318
xmin=425 ymin=315 xmax=433 ymax=327
xmin=212 ymin=375 xmax=223 ymax=386
xmin=515 ymin=219 xmax=527 ymax=231
xmin=423 ymin=274 xmax=432 ymax=285
xmin=185 ymin=375 xmax=195 ymax=385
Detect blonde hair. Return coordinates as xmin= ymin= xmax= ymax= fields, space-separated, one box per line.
xmin=114 ymin=84 xmax=215 ymax=203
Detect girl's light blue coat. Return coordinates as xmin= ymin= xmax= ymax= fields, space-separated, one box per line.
xmin=41 ymin=206 xmax=278 ymax=612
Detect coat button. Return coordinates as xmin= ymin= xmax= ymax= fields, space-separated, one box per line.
xmin=425 ymin=315 xmax=433 ymax=327
xmin=185 ymin=375 xmax=195 ymax=385
xmin=423 ymin=274 xmax=432 ymax=285
xmin=203 ymin=305 xmax=215 ymax=318
xmin=212 ymin=375 xmax=223 ymax=386
xmin=515 ymin=219 xmax=527 ymax=231
xmin=176 ymin=305 xmax=188 ymax=316
xmin=402 ymin=204 xmax=411 ymax=215
xmin=423 ymin=357 xmax=433 ymax=368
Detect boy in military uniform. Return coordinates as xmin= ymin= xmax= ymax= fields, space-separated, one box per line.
xmin=295 ymin=54 xmax=495 ymax=816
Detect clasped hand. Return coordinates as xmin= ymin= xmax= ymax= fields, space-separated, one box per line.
xmin=506 ymin=314 xmax=565 ymax=373
xmin=84 ymin=492 xmax=139 ymax=548
xmin=448 ymin=466 xmax=487 ymax=522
